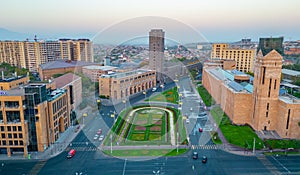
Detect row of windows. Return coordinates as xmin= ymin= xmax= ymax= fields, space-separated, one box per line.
xmin=52 ymin=96 xmax=66 ymax=114
xmin=0 ymin=126 xmax=22 ymax=132
xmin=0 ymin=140 xmax=24 ymax=146
xmin=0 ymin=133 xmax=23 ymax=139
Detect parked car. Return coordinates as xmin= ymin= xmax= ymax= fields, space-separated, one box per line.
xmin=192 ymin=152 xmax=198 ymax=159
xmin=99 ymin=135 xmax=104 ymax=141
xmin=186 ymin=119 xmax=190 ymax=124
xmin=94 ymin=134 xmax=99 ymax=140
xmin=202 ymin=156 xmax=207 ymax=163
xmin=97 ymin=129 xmax=102 ymax=135
xmin=199 ymin=112 xmax=206 ymax=116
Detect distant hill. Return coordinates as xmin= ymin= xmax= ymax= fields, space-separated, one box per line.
xmin=0 ymin=28 xmax=29 ymax=41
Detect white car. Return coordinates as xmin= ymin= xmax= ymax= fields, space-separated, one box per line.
xmin=93 ymin=134 xmax=99 ymax=140
xmin=152 ymin=87 xmax=157 ymax=91
xmin=99 ymin=135 xmax=104 ymax=141
xmin=186 ymin=119 xmax=190 ymax=124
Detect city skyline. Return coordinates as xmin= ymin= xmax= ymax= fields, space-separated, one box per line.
xmin=1 ymin=0 xmax=300 ymax=43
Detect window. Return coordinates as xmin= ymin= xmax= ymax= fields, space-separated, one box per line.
xmin=9 ymin=141 xmax=13 ymax=145
xmin=13 ymin=126 xmax=17 ymax=131
xmin=286 ymin=109 xmax=291 ymax=130
xmin=13 ymin=133 xmax=17 ymax=138
xmin=0 ymin=126 xmax=4 ymax=131
xmin=2 ymin=141 xmax=6 ymax=145
xmin=1 ymin=133 xmax=5 ymax=138
xmin=8 ymin=133 xmax=12 ymax=138
xmin=7 ymin=126 xmax=11 ymax=131
xmin=19 ymin=133 xmax=23 ymax=138
xmin=20 ymin=141 xmax=23 ymax=145
xmin=14 ymin=141 xmax=18 ymax=145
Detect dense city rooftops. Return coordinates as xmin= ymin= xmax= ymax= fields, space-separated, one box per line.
xmin=0 ymin=75 xmax=27 ymax=82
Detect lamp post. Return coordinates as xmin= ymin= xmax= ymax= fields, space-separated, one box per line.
xmin=177 ymin=132 xmax=179 ymax=153
xmin=97 ymin=99 xmax=101 ymax=109
xmin=110 ymin=134 xmax=113 ymax=154
xmin=82 ymin=113 xmax=87 ymax=125
xmin=122 ymin=99 xmax=126 ymax=109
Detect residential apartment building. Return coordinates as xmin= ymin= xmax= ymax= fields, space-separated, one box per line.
xmin=0 ymin=77 xmax=71 ymax=157
xmin=211 ymin=43 xmax=255 ymax=73
xmin=0 ymin=39 xmax=93 ymax=72
xmin=99 ymin=69 xmax=156 ymax=100
xmin=203 ymin=38 xmax=300 ymax=139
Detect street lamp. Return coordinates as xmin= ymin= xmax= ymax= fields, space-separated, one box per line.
xmin=82 ymin=113 xmax=87 ymax=125
xmin=97 ymin=99 xmax=101 ymax=109
xmin=122 ymin=99 xmax=126 ymax=109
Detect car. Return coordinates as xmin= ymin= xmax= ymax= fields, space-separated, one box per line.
xmin=152 ymin=87 xmax=157 ymax=91
xmin=190 ymin=107 xmax=193 ymax=111
xmin=199 ymin=112 xmax=206 ymax=116
xmin=202 ymin=156 xmax=207 ymax=163
xmin=67 ymin=149 xmax=76 ymax=159
xmin=186 ymin=119 xmax=190 ymax=124
xmin=199 ymin=127 xmax=203 ymax=132
xmin=99 ymin=135 xmax=104 ymax=141
xmin=192 ymin=152 xmax=198 ymax=159
xmin=94 ymin=134 xmax=99 ymax=140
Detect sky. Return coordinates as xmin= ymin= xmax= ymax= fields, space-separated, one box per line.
xmin=1 ymin=0 xmax=300 ymax=43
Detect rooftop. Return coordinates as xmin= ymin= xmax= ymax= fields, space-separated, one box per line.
xmin=282 ymin=69 xmax=300 ymax=77
xmin=207 ymin=67 xmax=253 ymax=93
xmin=0 ymin=75 xmax=27 ymax=83
xmin=53 ymin=73 xmax=81 ymax=89
xmin=100 ymin=69 xmax=152 ymax=79
xmin=39 ymin=59 xmax=99 ymax=70
xmin=82 ymin=65 xmax=116 ymax=71
xmin=48 ymin=89 xmax=66 ymax=102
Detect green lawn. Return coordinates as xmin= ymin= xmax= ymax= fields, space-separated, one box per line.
xmin=265 ymin=139 xmax=300 ymax=149
xmin=103 ymin=105 xmax=187 ymax=146
xmin=211 ymin=106 xmax=264 ymax=149
xmin=197 ymin=86 xmax=215 ymax=107
xmin=102 ymin=149 xmax=188 ymax=157
xmin=145 ymin=87 xmax=179 ymax=104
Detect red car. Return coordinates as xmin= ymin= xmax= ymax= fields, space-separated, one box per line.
xmin=199 ymin=128 xmax=203 ymax=132
xmin=67 ymin=149 xmax=76 ymax=159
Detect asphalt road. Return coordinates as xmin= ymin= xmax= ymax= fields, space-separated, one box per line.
xmin=1 ymin=77 xmax=300 ymax=175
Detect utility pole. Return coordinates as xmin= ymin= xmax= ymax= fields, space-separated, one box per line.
xmin=253 ymin=138 xmax=256 ymax=155
xmin=177 ymin=132 xmax=179 ymax=153
xmin=110 ymin=134 xmax=113 ymax=154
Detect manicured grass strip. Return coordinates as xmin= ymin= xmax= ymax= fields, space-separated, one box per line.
xmin=102 ymin=149 xmax=188 ymax=157
xmin=145 ymin=87 xmax=179 ymax=104
xmin=264 ymin=139 xmax=300 ymax=149
xmin=197 ymin=86 xmax=215 ymax=107
xmin=211 ymin=106 xmax=264 ymax=149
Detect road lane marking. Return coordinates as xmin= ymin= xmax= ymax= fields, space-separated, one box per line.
xmin=122 ymin=159 xmax=127 ymax=175
xmin=271 ymin=156 xmax=291 ymax=174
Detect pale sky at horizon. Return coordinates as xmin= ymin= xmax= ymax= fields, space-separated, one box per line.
xmin=1 ymin=0 xmax=300 ymax=43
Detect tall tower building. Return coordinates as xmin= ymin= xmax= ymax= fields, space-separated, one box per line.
xmin=149 ymin=29 xmax=165 ymax=83
xmin=252 ymin=37 xmax=283 ymax=131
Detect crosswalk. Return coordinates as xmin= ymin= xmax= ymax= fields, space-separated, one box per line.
xmin=66 ymin=146 xmax=99 ymax=152
xmin=191 ymin=144 xmax=224 ymax=150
